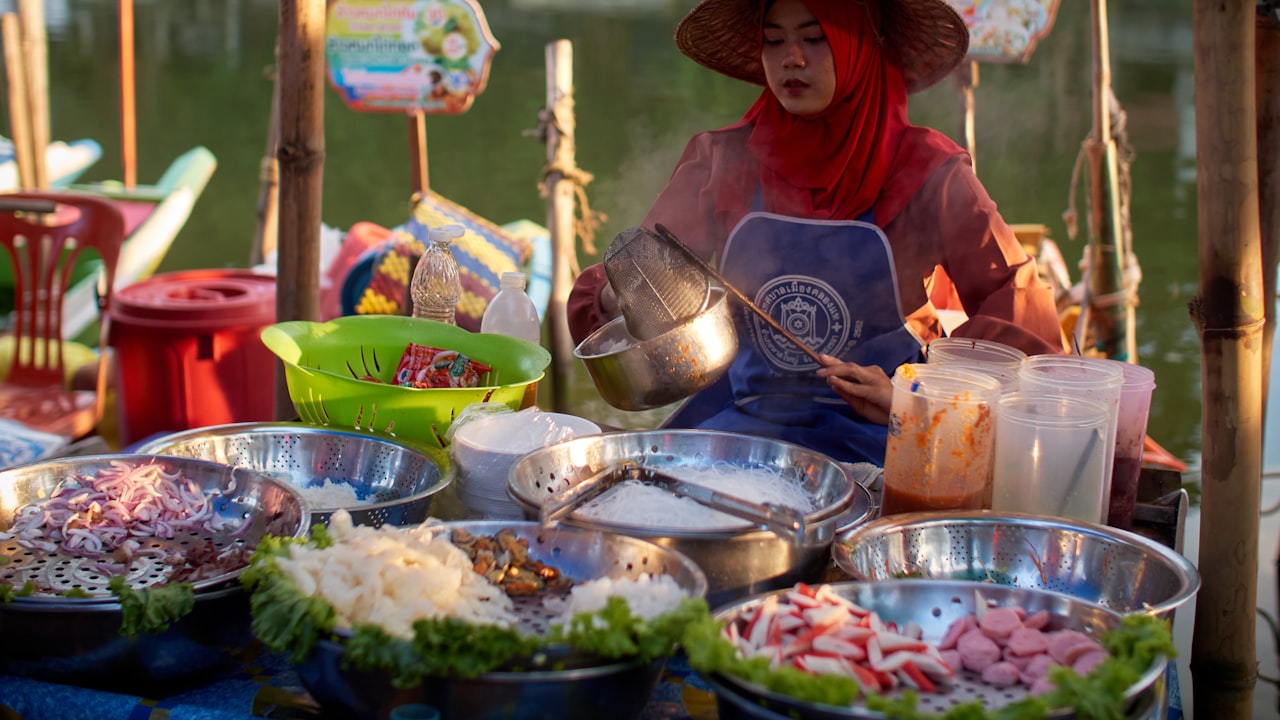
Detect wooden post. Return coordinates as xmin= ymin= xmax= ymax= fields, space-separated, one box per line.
xmin=1084 ymin=0 xmax=1135 ymax=361
xmin=1258 ymin=13 xmax=1279 ymax=410
xmin=119 ymin=0 xmax=136 ymax=189
xmin=17 ymin=0 xmax=47 ymax=190
xmin=409 ymin=110 xmax=428 ymax=195
xmin=251 ymin=60 xmax=281 ymax=267
xmin=1189 ymin=2 xmax=1262 ymax=718
xmin=275 ymin=0 xmax=327 ymax=420
xmin=544 ymin=40 xmax=576 ymax=413
xmin=954 ymin=60 xmax=978 ymax=175
xmin=1 ymin=14 xmax=35 ymax=190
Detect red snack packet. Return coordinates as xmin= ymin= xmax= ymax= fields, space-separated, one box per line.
xmin=394 ymin=343 xmax=493 ymax=389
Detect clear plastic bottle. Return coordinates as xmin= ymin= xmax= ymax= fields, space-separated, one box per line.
xmin=410 ymin=224 xmax=464 ymax=324
xmin=481 ymin=271 xmax=542 ymax=344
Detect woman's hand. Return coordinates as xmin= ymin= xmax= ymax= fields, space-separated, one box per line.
xmin=816 ymin=354 xmax=892 ymax=425
xmin=599 ymin=281 xmax=621 ymax=319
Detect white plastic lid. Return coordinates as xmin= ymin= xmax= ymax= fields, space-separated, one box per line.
xmin=500 ymin=271 xmax=527 ymax=290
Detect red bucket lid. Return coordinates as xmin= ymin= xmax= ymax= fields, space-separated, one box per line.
xmin=110 ymin=269 xmax=277 ymax=329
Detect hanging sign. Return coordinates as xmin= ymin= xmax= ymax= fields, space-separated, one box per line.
xmin=948 ymin=0 xmax=1061 ymax=63
xmin=325 ymin=0 xmax=499 ymax=114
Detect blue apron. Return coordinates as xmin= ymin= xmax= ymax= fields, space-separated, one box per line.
xmin=664 ymin=210 xmax=924 ymax=464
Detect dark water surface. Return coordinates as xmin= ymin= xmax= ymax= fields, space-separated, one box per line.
xmin=32 ymin=0 xmax=1203 ymax=465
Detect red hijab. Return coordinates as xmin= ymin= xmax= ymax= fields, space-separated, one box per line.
xmin=713 ymin=0 xmax=956 ymax=226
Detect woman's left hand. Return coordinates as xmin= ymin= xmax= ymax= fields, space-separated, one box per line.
xmin=816 ymin=354 xmax=892 ymax=425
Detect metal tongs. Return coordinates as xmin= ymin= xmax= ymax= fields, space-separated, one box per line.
xmin=539 ymin=461 xmax=807 ymax=545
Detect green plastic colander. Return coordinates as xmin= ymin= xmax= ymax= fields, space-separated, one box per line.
xmin=261 ymin=315 xmax=552 ymax=446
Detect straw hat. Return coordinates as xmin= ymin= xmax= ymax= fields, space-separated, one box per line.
xmin=674 ymin=0 xmax=970 ymax=94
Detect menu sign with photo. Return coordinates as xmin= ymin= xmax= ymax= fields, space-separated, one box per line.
xmin=326 ymin=0 xmax=500 ymax=114
xmin=948 ymin=0 xmax=1061 ymax=63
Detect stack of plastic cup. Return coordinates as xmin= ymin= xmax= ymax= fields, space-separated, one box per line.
xmin=925 ymin=337 xmax=1027 ymax=368
xmin=881 ymin=364 xmax=1002 ymax=516
xmin=991 ymin=392 xmax=1113 ymax=523
xmin=1016 ymin=356 xmax=1125 ymax=524
xmin=1094 ymin=359 xmax=1157 ymax=530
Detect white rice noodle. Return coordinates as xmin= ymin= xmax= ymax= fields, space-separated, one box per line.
xmin=298 ymin=478 xmax=368 ymax=510
xmin=546 ymin=573 xmax=688 ymax=622
xmin=574 ymin=463 xmax=815 ymax=530
xmin=275 ymin=511 xmax=515 ymax=639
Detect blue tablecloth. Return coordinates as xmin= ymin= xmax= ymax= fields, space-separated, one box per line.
xmin=0 ymin=649 xmax=721 ymax=720
xmin=0 ymin=652 xmax=1182 ymax=720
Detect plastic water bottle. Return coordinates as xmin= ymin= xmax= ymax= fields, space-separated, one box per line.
xmin=481 ymin=271 xmax=541 ymax=344
xmin=410 ymin=224 xmax=464 ymax=324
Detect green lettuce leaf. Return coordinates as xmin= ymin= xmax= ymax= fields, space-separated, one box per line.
xmin=109 ymin=576 xmax=195 ymax=636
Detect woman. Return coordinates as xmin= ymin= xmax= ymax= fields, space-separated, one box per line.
xmin=568 ymin=0 xmax=1063 ymax=464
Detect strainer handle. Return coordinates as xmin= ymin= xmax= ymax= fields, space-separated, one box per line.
xmin=539 ymin=462 xmax=637 ymax=527
xmin=653 ymin=224 xmax=826 ymax=365
xmin=634 ymin=466 xmax=807 ymax=545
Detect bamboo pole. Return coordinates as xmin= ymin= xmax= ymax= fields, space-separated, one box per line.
xmin=544 ymin=40 xmax=576 ymax=413
xmin=275 ymin=0 xmax=327 ymax=420
xmin=119 ymin=0 xmax=136 ymax=189
xmin=1189 ymin=2 xmax=1262 ymax=717
xmin=1258 ymin=13 xmax=1280 ymax=411
xmin=1 ymin=13 xmax=35 ymax=190
xmin=409 ymin=111 xmax=428 ymax=195
xmin=1084 ymin=0 xmax=1134 ymax=361
xmin=17 ymin=0 xmax=47 ymax=190
xmin=251 ymin=59 xmax=281 ymax=266
xmin=953 ymin=60 xmax=978 ymax=175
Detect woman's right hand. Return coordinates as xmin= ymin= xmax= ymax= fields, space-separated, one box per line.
xmin=816 ymin=355 xmax=892 ymax=425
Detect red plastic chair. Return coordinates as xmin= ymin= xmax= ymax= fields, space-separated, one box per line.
xmin=0 ymin=193 xmax=125 ymax=439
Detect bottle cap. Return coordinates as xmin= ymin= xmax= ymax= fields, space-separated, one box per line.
xmin=428 ymin=224 xmax=465 ymax=245
xmin=500 ymin=271 xmax=527 ymax=289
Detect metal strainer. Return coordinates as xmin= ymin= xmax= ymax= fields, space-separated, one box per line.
xmin=0 ymin=454 xmax=309 ymax=599
xmin=603 ymin=226 xmax=711 ymax=340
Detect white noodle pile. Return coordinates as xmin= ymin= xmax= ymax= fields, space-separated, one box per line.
xmin=574 ymin=463 xmax=815 ymax=529
xmin=275 ymin=511 xmax=515 ymax=638
xmin=298 ymin=478 xmax=368 ymax=510
xmin=546 ymin=574 xmax=688 ymax=622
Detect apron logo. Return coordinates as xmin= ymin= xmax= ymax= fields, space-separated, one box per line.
xmin=752 ymin=275 xmax=851 ymax=371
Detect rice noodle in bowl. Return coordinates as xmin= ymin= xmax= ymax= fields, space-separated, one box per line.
xmin=574 ymin=463 xmax=817 ymax=530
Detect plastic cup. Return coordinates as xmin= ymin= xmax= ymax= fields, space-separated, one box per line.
xmin=930 ymin=359 xmax=1020 ymax=396
xmin=1095 ymin=360 xmax=1157 ymax=529
xmin=991 ymin=392 xmax=1112 ymax=523
xmin=925 ymin=337 xmax=1027 ymax=368
xmin=881 ymin=364 xmax=1002 ymax=516
xmin=1017 ymin=355 xmax=1124 ymax=523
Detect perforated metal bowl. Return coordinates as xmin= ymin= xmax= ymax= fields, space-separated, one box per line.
xmin=507 ymin=430 xmax=865 ymax=608
xmin=708 ymin=580 xmax=1167 ymax=719
xmin=833 ymin=511 xmax=1200 ymax=617
xmin=136 ymin=422 xmax=451 ymax=528
xmin=292 ymin=520 xmax=707 ymax=720
xmin=0 ymin=454 xmax=309 ymax=600
xmin=0 ymin=454 xmax=309 ymax=691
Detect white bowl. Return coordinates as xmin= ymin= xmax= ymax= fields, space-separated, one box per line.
xmin=451 ymin=411 xmax=601 ymax=516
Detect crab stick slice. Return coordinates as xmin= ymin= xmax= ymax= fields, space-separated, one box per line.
xmin=811 ymin=634 xmax=868 ymax=661
xmin=876 ymin=632 xmax=930 ymax=654
xmin=900 ymin=660 xmax=938 ymax=693
xmin=802 ymin=604 xmax=849 ymax=628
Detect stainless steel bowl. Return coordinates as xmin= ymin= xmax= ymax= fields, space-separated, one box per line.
xmin=708 ymin=580 xmax=1168 ymax=719
xmin=0 ymin=583 xmax=253 ymax=692
xmin=290 ymin=520 xmax=707 ymax=720
xmin=574 ymin=287 xmax=737 ymax=411
xmin=0 ymin=454 xmax=309 ymax=691
xmin=0 ymin=454 xmax=310 ymax=599
xmin=833 ymin=510 xmax=1200 ymax=617
xmin=136 ymin=422 xmax=451 ymax=528
xmin=507 ymin=430 xmax=868 ymax=608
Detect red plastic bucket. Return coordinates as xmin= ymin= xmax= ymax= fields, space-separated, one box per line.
xmin=109 ymin=269 xmax=277 ymax=445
